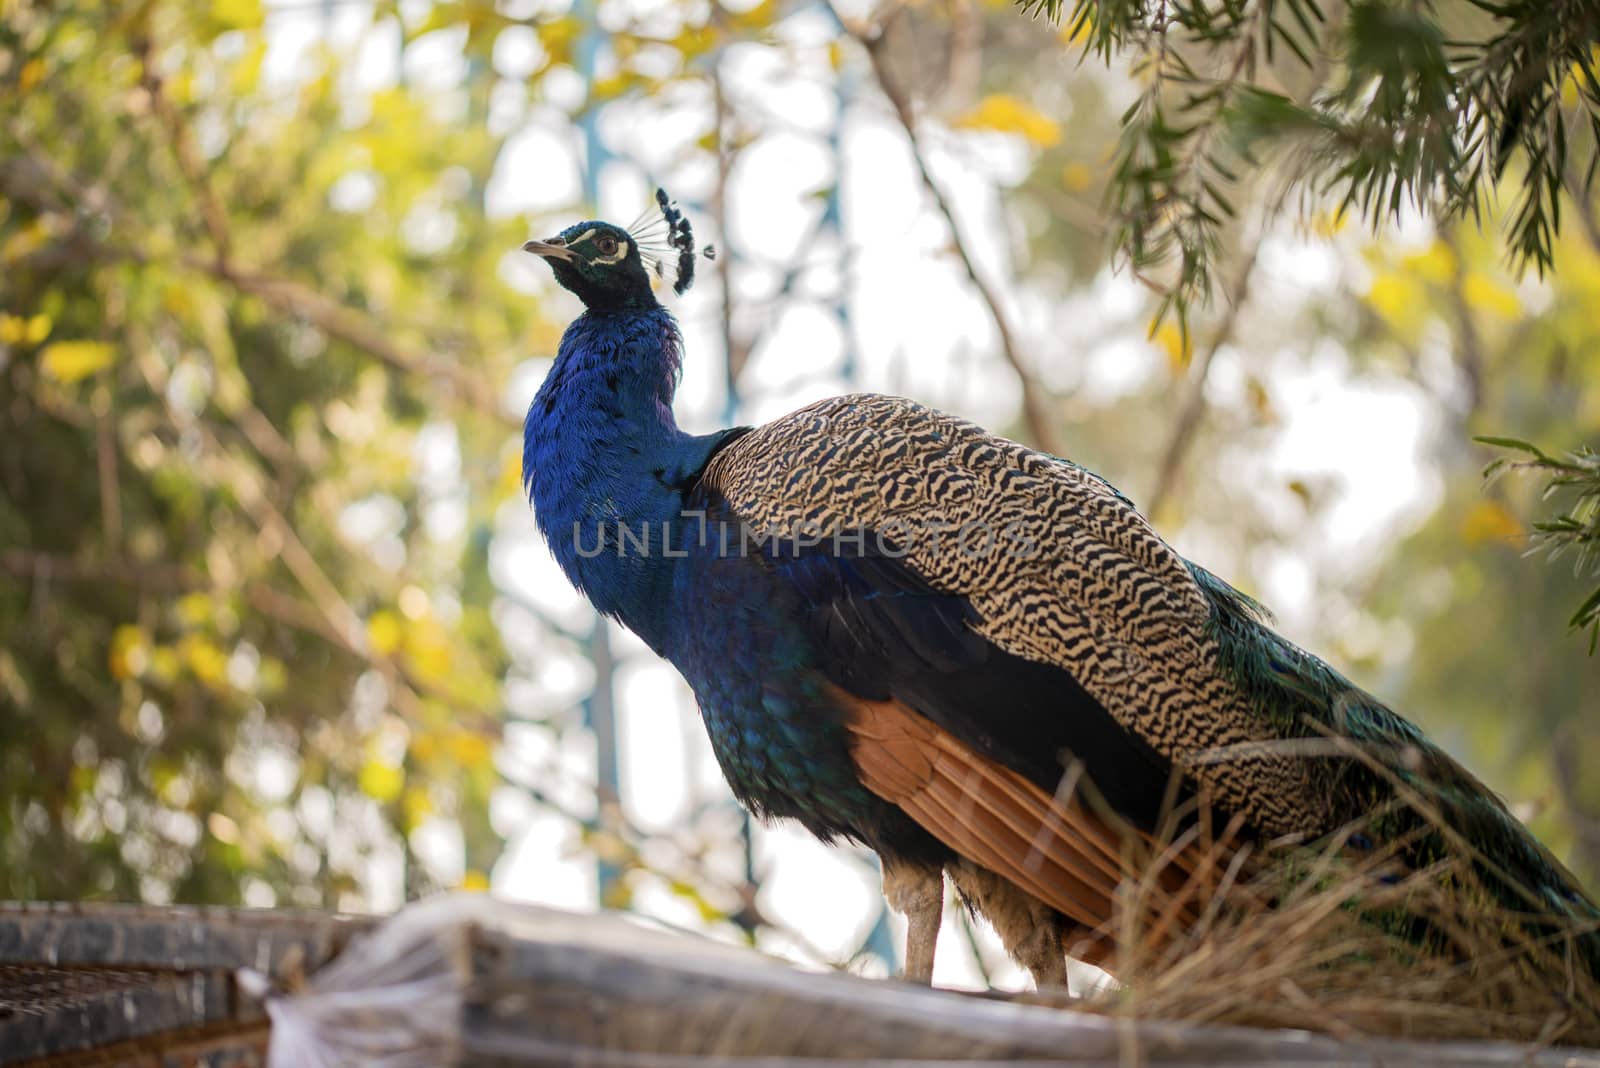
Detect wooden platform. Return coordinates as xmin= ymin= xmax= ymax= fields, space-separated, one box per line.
xmin=2 ymin=897 xmax=1596 ymax=1067
xmin=0 ymin=902 xmax=368 ymax=1066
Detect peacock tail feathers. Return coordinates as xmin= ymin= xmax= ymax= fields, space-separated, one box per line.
xmin=1190 ymin=559 xmax=1600 ymax=974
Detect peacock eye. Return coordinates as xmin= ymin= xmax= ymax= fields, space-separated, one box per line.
xmin=595 ymin=234 xmax=620 ymax=256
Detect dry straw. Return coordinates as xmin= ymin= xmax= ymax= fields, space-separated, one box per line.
xmin=1061 ymin=723 xmax=1600 ymax=1048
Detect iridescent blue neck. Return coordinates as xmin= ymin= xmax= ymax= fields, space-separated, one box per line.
xmin=522 ymin=307 xmax=716 ymax=650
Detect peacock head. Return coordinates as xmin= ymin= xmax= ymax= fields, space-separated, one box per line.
xmin=522 ymin=189 xmax=713 ymax=314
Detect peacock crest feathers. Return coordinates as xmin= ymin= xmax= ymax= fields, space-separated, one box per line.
xmin=626 ymin=188 xmax=716 ymax=296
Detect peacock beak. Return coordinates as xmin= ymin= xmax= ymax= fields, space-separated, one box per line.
xmin=522 ymin=237 xmax=576 ymax=262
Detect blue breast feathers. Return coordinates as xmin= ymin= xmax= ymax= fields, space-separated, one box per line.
xmin=522 ymin=306 xmax=739 ymax=651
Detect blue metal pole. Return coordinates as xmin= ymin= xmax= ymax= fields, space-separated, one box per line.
xmin=573 ymin=0 xmax=624 ymax=906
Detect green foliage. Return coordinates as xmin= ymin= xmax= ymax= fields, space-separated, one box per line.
xmin=0 ymin=0 xmax=533 ymax=905
xmin=1033 ymin=0 xmax=1600 ymax=322
xmin=1340 ymin=212 xmax=1600 ymax=888
xmin=1478 ymin=437 xmax=1600 ymax=652
xmin=0 ymin=0 xmax=810 ymax=934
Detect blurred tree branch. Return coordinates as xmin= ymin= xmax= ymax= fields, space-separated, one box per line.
xmin=1145 ymin=230 xmax=1265 ymax=519
xmin=0 ymin=126 xmax=515 ymax=427
xmin=830 ymin=0 xmax=1065 ymax=456
xmin=1441 ymin=229 xmax=1488 ymax=415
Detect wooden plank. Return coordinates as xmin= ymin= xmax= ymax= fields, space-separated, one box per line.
xmin=0 ymin=903 xmax=369 ymax=1066
xmin=4 ymin=897 xmax=1599 ymax=1067
xmin=453 ymin=900 xmax=1600 ymax=1067
xmin=274 ymin=894 xmax=1600 ymax=1067
xmin=0 ymin=901 xmax=366 ymax=973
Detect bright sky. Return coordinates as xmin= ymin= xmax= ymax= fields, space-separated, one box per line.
xmin=263 ymin=0 xmax=1440 ymax=991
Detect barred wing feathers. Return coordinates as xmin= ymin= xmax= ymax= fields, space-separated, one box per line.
xmin=699 ymin=393 xmax=1322 ymax=841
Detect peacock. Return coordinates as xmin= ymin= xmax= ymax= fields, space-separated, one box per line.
xmin=519 ymin=192 xmax=1600 ymax=990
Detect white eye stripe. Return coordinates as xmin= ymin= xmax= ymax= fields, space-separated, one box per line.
xmin=571 ymin=227 xmax=629 ymax=264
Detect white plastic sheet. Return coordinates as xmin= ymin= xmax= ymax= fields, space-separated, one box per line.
xmin=243 ymin=895 xmax=473 ymax=1068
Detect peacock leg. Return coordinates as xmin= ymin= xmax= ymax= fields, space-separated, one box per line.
xmin=949 ymin=860 xmax=1070 ymax=990
xmin=882 ymin=861 xmax=943 ymax=983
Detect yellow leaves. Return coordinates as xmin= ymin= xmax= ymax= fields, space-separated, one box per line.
xmin=359 ymin=760 xmax=404 ymax=803
xmin=176 ymin=592 xmax=212 ymax=628
xmin=1058 ymin=18 xmax=1091 ymax=46
xmin=179 ymin=634 xmax=229 ymax=688
xmin=161 ymin=281 xmax=194 ymax=319
xmin=588 ymin=73 xmax=633 ymax=103
xmin=1060 ymin=161 xmax=1093 ymax=192
xmin=667 ymin=876 xmax=727 ymax=923
xmin=1365 ymin=270 xmax=1425 ymax=332
xmin=114 ymin=615 xmax=231 ymax=689
xmin=229 ymin=39 xmax=267 ymax=96
xmin=109 ymin=624 xmax=149 ymax=680
xmin=671 ymin=25 xmax=717 ymax=61
xmin=1309 ymin=209 xmax=1347 ymax=238
xmin=404 ymin=785 xmax=434 ymax=825
xmin=368 ymin=607 xmax=452 ymax=682
xmin=953 ymin=94 xmax=1061 ymax=149
xmin=2 ymin=218 xmax=52 ymax=263
xmin=495 ymin=447 xmax=525 ymax=501
xmin=367 ymin=609 xmax=403 ymax=655
xmin=17 ymin=58 xmax=44 ymax=93
xmin=1462 ymin=272 xmax=1521 ymax=319
xmin=725 ymin=0 xmax=781 ymax=33
xmin=1245 ymin=376 xmax=1275 ymax=424
xmin=257 ymin=656 xmax=287 ymax=696
xmin=1366 ymin=236 xmax=1522 ymax=343
xmin=1461 ymin=499 xmax=1524 ymax=547
xmin=362 ymin=89 xmax=436 ymax=176
xmin=1401 ymin=240 xmax=1456 ymax=285
xmin=209 ymin=0 xmax=263 ymax=32
xmin=536 ymin=16 xmax=582 ymax=67
xmin=1559 ymin=47 xmax=1600 ymax=107
xmin=1153 ymin=320 xmax=1191 ymax=373
xmin=409 ymin=726 xmax=493 ymax=771
xmin=405 ymin=619 xmax=453 ymax=682
xmin=448 ymin=730 xmax=493 ymax=769
xmin=39 ymin=339 xmax=115 ymax=383
xmin=410 ymin=729 xmax=439 ymax=764
xmin=166 ymin=70 xmax=197 ymax=107
xmin=148 ymin=646 xmax=181 ymax=684
xmin=0 ymin=312 xmax=50 ymax=346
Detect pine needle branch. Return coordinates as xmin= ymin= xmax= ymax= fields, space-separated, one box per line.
xmin=1038 ymin=0 xmax=1600 ymax=317
xmin=1478 ymin=437 xmax=1600 ymax=653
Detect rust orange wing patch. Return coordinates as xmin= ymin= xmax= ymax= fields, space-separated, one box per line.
xmin=841 ymin=690 xmax=1210 ymax=957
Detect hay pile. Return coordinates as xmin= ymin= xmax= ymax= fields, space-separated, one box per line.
xmin=1055 ymin=769 xmax=1600 ymax=1049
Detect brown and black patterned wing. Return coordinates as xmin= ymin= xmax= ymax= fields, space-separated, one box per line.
xmin=700 ymin=393 xmax=1325 ymax=841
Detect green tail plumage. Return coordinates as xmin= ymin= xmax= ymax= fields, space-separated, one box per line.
xmin=1191 ymin=562 xmax=1600 ymax=979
